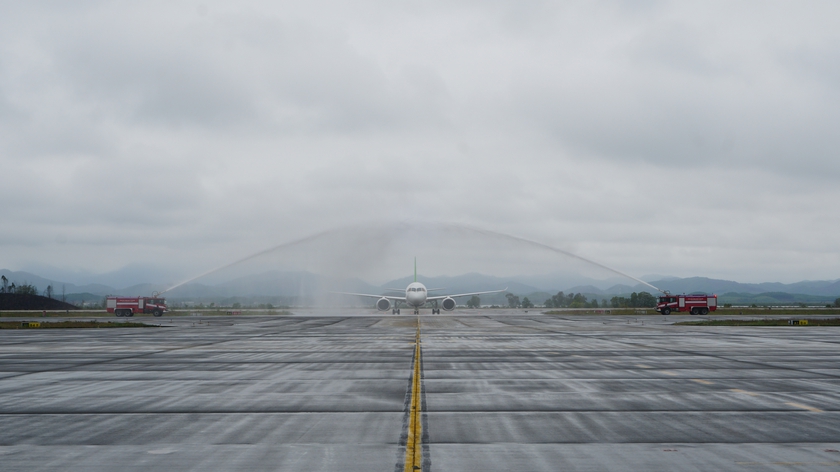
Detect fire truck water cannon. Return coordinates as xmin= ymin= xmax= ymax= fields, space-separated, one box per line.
xmin=106 ymin=296 xmax=168 ymax=317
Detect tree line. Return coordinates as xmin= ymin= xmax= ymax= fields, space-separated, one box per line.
xmin=464 ymin=294 xmax=534 ymax=308
xmin=543 ymin=290 xmax=657 ymax=309
xmin=463 ymin=291 xmax=659 ymax=309
xmin=1 ymin=275 xmax=51 ymax=297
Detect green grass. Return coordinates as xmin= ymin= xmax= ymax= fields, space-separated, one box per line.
xmin=0 ymin=320 xmax=156 ymax=329
xmin=675 ymin=318 xmax=840 ymax=327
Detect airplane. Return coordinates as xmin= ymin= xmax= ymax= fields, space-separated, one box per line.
xmin=337 ymin=259 xmax=507 ymax=315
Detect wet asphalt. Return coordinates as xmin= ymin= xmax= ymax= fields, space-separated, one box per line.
xmin=1 ymin=311 xmax=839 ymax=471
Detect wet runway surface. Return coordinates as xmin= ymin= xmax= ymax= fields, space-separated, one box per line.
xmin=2 ymin=312 xmax=840 ymax=470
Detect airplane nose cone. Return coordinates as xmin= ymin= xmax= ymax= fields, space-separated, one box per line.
xmin=407 ymin=293 xmax=424 ymax=305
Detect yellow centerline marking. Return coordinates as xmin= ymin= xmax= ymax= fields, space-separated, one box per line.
xmin=660 ymin=371 xmax=678 ymax=376
xmin=786 ymin=402 xmax=824 ymax=413
xmin=691 ymin=379 xmax=714 ymax=385
xmin=730 ymin=388 xmax=759 ymax=397
xmin=635 ymin=364 xmax=652 ymax=369
xmin=404 ymin=322 xmax=422 ymax=472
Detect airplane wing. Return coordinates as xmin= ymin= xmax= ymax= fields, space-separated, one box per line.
xmin=426 ymin=288 xmax=507 ymax=301
xmin=333 ymin=292 xmax=406 ymax=301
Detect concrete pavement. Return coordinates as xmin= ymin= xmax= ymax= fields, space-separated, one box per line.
xmin=1 ymin=312 xmax=839 ymax=470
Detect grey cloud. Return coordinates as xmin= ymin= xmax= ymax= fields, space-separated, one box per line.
xmin=41 ymin=10 xmax=453 ymax=135
xmin=53 ymin=22 xmax=260 ymax=128
xmin=508 ymin=36 xmax=840 ymax=178
xmin=1 ymin=1 xmax=839 ymax=283
xmin=625 ymin=22 xmax=733 ymax=77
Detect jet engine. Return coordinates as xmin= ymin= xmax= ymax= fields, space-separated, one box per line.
xmin=441 ymin=297 xmax=456 ymax=311
xmin=376 ymin=298 xmax=392 ymax=311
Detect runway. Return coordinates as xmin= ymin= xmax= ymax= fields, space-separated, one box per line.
xmin=1 ymin=312 xmax=840 ymax=471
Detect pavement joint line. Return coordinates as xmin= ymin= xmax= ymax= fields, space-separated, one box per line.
xmin=672 ymin=326 xmax=840 ymax=348
xmin=495 ymin=317 xmax=840 ymax=380
xmin=0 ymin=317 xmax=353 ymax=382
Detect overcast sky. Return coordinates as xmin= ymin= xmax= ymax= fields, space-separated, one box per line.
xmin=1 ymin=1 xmax=838 ymax=286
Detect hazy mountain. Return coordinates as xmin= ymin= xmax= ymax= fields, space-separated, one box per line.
xmin=382 ymin=273 xmax=537 ymax=295
xmin=719 ymin=292 xmax=838 ymax=305
xmin=18 ymin=263 xmax=181 ymax=289
xmin=2 ymin=268 xmax=839 ymax=305
xmin=650 ymin=277 xmax=840 ymax=297
xmin=0 ymin=269 xmax=163 ymax=297
xmin=510 ymin=273 xmax=631 ymax=291
xmin=564 ymin=285 xmax=605 ymax=295
xmin=604 ymin=284 xmax=638 ymax=294
xmin=0 ymin=269 xmax=102 ymax=296
xmin=62 ymin=292 xmax=106 ymax=304
xmin=641 ymin=274 xmax=681 ymax=282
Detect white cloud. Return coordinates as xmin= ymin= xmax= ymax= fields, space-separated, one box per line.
xmin=1 ymin=0 xmax=838 ymax=285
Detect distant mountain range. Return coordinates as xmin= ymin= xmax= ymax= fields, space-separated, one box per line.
xmin=1 ymin=269 xmax=838 ymax=306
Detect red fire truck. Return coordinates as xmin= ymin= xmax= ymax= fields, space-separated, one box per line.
xmin=656 ymin=293 xmax=717 ymax=315
xmin=106 ymin=296 xmax=167 ymax=317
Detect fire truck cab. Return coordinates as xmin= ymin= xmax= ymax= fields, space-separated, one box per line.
xmin=106 ymin=296 xmax=167 ymax=317
xmin=656 ymin=293 xmax=717 ymax=315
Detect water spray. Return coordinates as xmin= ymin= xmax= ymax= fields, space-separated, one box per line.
xmin=160 ymin=222 xmax=665 ymax=295
xmin=445 ymin=223 xmax=665 ymax=294
xmin=158 ymin=227 xmax=343 ymax=295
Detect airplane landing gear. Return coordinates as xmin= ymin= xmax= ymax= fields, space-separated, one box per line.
xmin=392 ymin=308 xmax=400 ymax=315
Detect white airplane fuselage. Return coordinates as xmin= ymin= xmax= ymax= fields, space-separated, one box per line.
xmin=405 ymin=282 xmax=428 ymax=308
